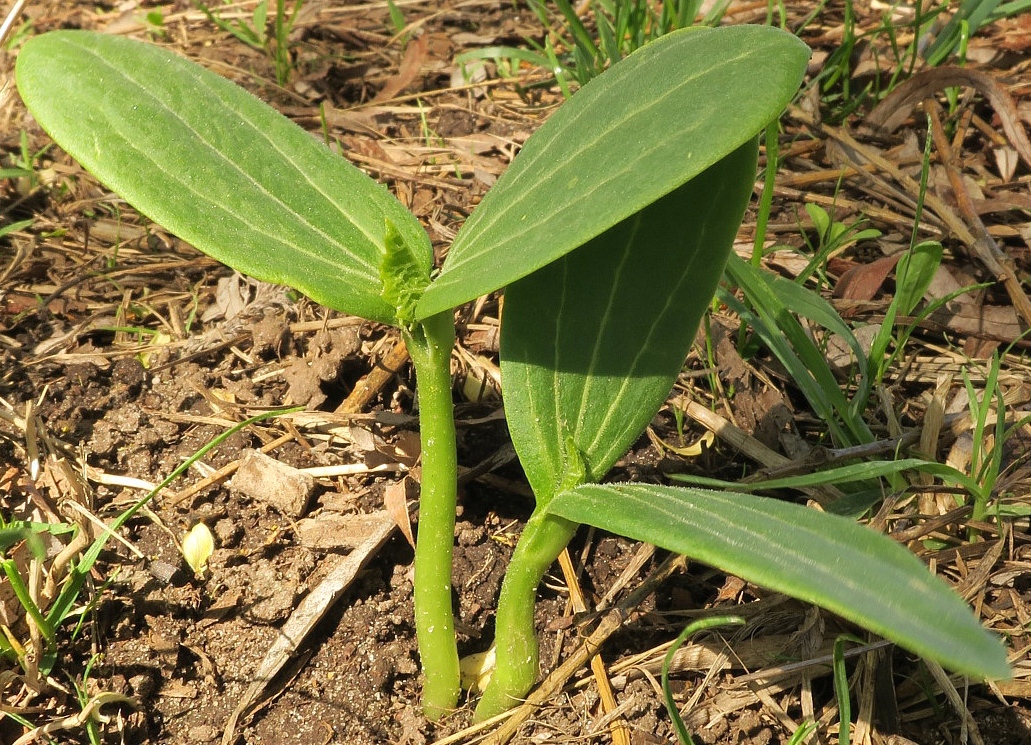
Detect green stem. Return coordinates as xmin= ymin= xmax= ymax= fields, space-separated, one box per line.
xmin=474 ymin=510 xmax=577 ymax=721
xmin=405 ymin=311 xmax=461 ymax=720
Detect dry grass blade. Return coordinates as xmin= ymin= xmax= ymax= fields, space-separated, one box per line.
xmin=678 ymin=396 xmax=847 ymax=504
xmin=555 ymin=548 xmax=630 ymax=745
xmin=335 ymin=336 xmax=410 ymax=414
xmin=922 ymin=97 xmax=1031 ymax=329
xmin=925 ymin=659 xmax=985 ymax=745
xmin=867 ymin=66 xmax=1031 ymax=171
xmin=10 ymin=691 xmax=136 ymax=745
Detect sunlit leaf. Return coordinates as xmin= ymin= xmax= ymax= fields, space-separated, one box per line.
xmin=547 ymin=482 xmax=1011 ymax=681
xmin=416 ymin=25 xmax=809 ymax=318
xmin=16 ymin=31 xmax=430 ymax=326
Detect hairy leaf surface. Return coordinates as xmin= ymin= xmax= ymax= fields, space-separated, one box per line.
xmin=547 ymin=483 xmax=1011 ymax=681
xmin=416 ymin=25 xmax=809 ymax=319
xmin=16 ymin=31 xmax=429 ymax=325
xmin=501 ymin=141 xmax=756 ymax=504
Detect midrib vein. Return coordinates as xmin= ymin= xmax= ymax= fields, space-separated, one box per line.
xmin=73 ymin=40 xmax=382 ymax=279
xmin=442 ymin=41 xmax=756 ymax=275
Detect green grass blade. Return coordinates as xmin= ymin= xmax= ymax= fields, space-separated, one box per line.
xmin=16 ymin=30 xmax=430 ymax=326
xmin=0 ymin=218 xmax=33 ymax=236
xmin=894 ymin=240 xmax=944 ymax=317
xmin=553 ymin=0 xmax=602 ymax=63
xmin=546 ymin=483 xmax=1011 ymax=681
xmin=991 ymin=0 xmax=1031 ymax=18
xmin=723 ymin=255 xmax=871 ymax=446
xmin=416 ymin=25 xmax=809 ymax=319
xmin=669 ymin=457 xmax=981 ymax=495
xmin=501 ymin=141 xmax=756 ymax=504
xmin=662 ymin=616 xmax=745 ymax=744
xmin=833 ymin=635 xmax=854 ymax=745
xmin=2 ymin=558 xmax=55 ymax=646
xmin=923 ymin=0 xmax=1002 ymax=65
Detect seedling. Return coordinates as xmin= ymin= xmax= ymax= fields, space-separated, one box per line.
xmin=0 ymin=129 xmax=51 ymax=194
xmin=16 ymin=26 xmax=1008 ymax=724
xmin=921 ymin=0 xmax=1008 ymax=67
xmin=661 ymin=615 xmax=744 ymax=744
xmin=193 ymin=0 xmax=304 ymax=85
xmin=457 ymin=0 xmax=725 ymax=97
xmin=960 ymin=354 xmax=1031 ymax=541
xmin=385 ymin=0 xmax=411 ymax=47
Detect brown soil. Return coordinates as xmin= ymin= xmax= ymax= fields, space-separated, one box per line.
xmin=3 ymin=2 xmax=1031 ymax=744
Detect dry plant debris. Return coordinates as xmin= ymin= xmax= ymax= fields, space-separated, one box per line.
xmin=2 ymin=1 xmax=1031 ymax=744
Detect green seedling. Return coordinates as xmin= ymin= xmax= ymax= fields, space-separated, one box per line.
xmin=724 ymin=122 xmax=938 ymax=456
xmin=142 ymin=9 xmax=168 ymax=39
xmin=456 ymin=43 xmax=576 ymax=98
xmin=864 ymin=116 xmax=941 ymax=389
xmin=459 ymin=0 xmax=724 ymax=97
xmin=808 ymin=1 xmax=945 ymax=120
xmin=798 ymin=203 xmax=883 ymax=286
xmin=385 ymin=0 xmax=410 ymax=47
xmin=723 ymin=254 xmax=875 ymax=448
xmin=661 ymin=615 xmax=745 ymax=744
xmin=960 ymin=354 xmax=1031 ymax=540
xmin=788 ymin=720 xmax=820 ymax=745
xmin=721 ymin=245 xmax=978 ymax=517
xmin=193 ymin=0 xmax=304 ymax=85
xmin=813 ymin=0 xmax=1030 ymax=121
xmin=0 ymin=129 xmax=51 ymax=193
xmin=0 ymin=218 xmax=31 ymax=242
xmin=16 ymin=26 xmax=1009 ymax=724
xmin=193 ymin=0 xmax=270 ymax=53
xmin=1 ymin=518 xmax=71 ymax=674
xmin=751 ymin=120 xmax=780 ymax=266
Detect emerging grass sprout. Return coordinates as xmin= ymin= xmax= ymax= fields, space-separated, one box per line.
xmin=15 ymin=25 xmax=1009 ymax=724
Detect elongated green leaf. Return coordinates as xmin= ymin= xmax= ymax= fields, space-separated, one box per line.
xmin=416 ymin=25 xmax=809 ymax=319
xmin=895 ymin=240 xmax=944 ymax=316
xmin=547 ymin=483 xmax=1010 ymax=680
xmin=670 ymin=457 xmax=984 ymax=499
xmin=501 ymin=141 xmax=756 ymax=504
xmin=728 ymin=254 xmax=869 ymax=381
xmin=16 ymin=31 xmax=430 ymax=326
xmin=722 ymin=256 xmax=872 ymax=446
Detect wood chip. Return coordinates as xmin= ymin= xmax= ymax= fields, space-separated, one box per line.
xmin=229 ymin=449 xmax=314 ymax=518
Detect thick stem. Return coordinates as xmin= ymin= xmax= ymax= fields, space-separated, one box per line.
xmin=474 ymin=510 xmax=577 ymax=721
xmin=405 ymin=312 xmax=460 ymax=720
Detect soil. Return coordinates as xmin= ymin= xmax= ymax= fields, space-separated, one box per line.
xmin=3 ymin=2 xmax=1031 ymax=744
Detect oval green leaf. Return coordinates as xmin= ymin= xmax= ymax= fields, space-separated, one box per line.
xmin=500 ymin=141 xmax=757 ymax=504
xmin=546 ymin=483 xmax=1011 ymax=681
xmin=16 ymin=30 xmax=430 ymax=326
xmin=416 ymin=25 xmax=809 ymax=319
